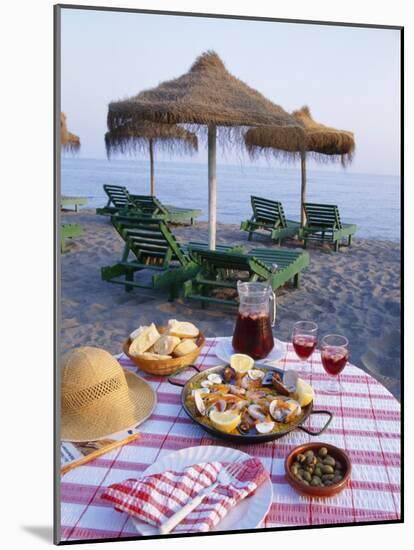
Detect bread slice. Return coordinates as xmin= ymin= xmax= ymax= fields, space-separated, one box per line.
xmin=129 ymin=325 xmax=148 ymax=341
xmin=173 ymin=339 xmax=198 ymax=357
xmin=168 ymin=321 xmax=199 ymax=339
xmin=129 ymin=323 xmax=160 ymax=356
xmin=153 ymin=335 xmax=181 ymax=355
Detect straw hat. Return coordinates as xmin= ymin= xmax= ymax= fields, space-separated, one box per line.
xmin=61 ymin=346 xmax=156 ymax=442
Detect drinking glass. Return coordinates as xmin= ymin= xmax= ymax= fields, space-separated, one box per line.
xmin=320 ymin=334 xmax=349 ymax=394
xmin=292 ymin=321 xmax=318 ymax=372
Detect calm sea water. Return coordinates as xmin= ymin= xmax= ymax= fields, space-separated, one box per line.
xmin=61 ymin=157 xmax=400 ymax=241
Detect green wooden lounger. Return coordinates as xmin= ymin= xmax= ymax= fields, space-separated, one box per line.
xmin=127 ymin=194 xmax=201 ymax=225
xmin=303 ymin=203 xmax=357 ymax=252
xmin=183 ymin=245 xmax=310 ymax=306
xmin=240 ymin=196 xmax=300 ymax=244
xmin=61 ymin=223 xmax=82 ymax=252
xmin=101 ymin=216 xmax=199 ymax=301
xmin=61 ymin=196 xmax=87 ymax=212
xmin=96 ymin=184 xmax=201 ymax=224
xmin=96 ymin=184 xmax=140 ymax=216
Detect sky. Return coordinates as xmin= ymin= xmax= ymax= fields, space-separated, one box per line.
xmin=61 ymin=8 xmax=401 ymax=176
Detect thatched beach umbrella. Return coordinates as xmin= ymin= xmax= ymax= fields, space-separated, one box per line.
xmin=245 ymin=106 xmax=355 ymax=225
xmin=107 ymin=51 xmax=302 ymax=249
xmin=61 ymin=112 xmax=80 ymax=152
xmin=105 ymin=122 xmax=198 ymax=196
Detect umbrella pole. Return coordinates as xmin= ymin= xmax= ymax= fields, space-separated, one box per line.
xmin=300 ymin=150 xmax=307 ymax=226
xmin=149 ymin=139 xmax=155 ymax=196
xmin=208 ymin=124 xmax=217 ymax=250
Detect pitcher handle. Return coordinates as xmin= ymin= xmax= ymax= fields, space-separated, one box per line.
xmin=269 ymin=290 xmax=276 ymax=327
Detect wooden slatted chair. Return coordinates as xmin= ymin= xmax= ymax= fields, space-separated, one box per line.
xmin=101 ymin=215 xmax=198 ymax=301
xmin=61 ymin=223 xmax=82 ymax=252
xmin=96 ymin=184 xmax=140 ymax=216
xmin=129 ymin=194 xmax=201 ymax=225
xmin=183 ymin=244 xmax=310 ymax=307
xmin=240 ymin=195 xmax=300 ymax=244
xmin=303 ymin=203 xmax=357 ymax=251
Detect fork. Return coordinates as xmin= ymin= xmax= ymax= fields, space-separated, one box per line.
xmin=159 ymin=461 xmax=244 ymax=535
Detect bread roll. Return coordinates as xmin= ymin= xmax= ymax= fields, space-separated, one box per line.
xmin=129 ymin=323 xmax=160 ymax=356
xmin=153 ymin=335 xmax=181 ymax=355
xmin=140 ymin=352 xmax=171 ymax=360
xmin=129 ymin=325 xmax=148 ymax=341
xmin=168 ymin=321 xmax=199 ymax=339
xmin=173 ymin=339 xmax=198 ymax=357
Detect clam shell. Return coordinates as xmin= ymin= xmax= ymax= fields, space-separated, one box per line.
xmin=200 ymin=380 xmax=213 ymax=388
xmin=255 ymin=421 xmax=275 ymax=434
xmin=248 ymin=369 xmax=265 ymax=381
xmin=283 ymin=370 xmax=298 ymax=392
xmin=194 ymin=391 xmax=206 ymax=416
xmin=207 ymin=373 xmax=222 ymax=385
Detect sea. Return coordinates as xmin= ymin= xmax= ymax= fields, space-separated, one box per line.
xmin=61 ymin=157 xmax=401 ymax=242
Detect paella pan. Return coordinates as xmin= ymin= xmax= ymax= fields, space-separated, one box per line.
xmin=169 ymin=362 xmax=332 ymax=443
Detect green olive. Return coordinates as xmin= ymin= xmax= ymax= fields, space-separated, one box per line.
xmin=297 ymin=454 xmax=306 ymax=464
xmin=305 ymin=455 xmax=314 ymax=466
xmin=323 ymin=456 xmax=336 ymax=467
xmin=311 ymin=476 xmax=321 ymax=486
xmin=303 ymin=471 xmax=312 ymax=482
xmin=321 ymin=473 xmax=335 ymax=481
xmin=314 ymin=467 xmax=322 ymax=478
xmin=290 ymin=465 xmax=298 ymax=475
xmin=295 ymin=471 xmax=303 ymax=480
xmin=321 ymin=465 xmax=335 ymax=474
xmin=298 ymin=468 xmax=305 ymax=477
xmin=302 ymin=480 xmax=310 ymax=486
xmin=318 ymin=447 xmax=328 ymax=458
xmin=305 ymin=450 xmax=314 ymax=459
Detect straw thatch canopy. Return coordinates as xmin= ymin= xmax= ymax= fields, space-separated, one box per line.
xmin=244 ymin=106 xmax=355 ymax=225
xmin=104 ymin=122 xmax=197 ymax=156
xmin=245 ymin=106 xmax=355 ymax=165
xmin=107 ymin=51 xmax=302 ymax=247
xmin=104 ymin=122 xmax=198 ymax=195
xmin=61 ymin=112 xmax=80 ymax=152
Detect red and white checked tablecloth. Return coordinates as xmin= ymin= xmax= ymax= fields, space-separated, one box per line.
xmin=60 ymin=338 xmax=401 ymax=542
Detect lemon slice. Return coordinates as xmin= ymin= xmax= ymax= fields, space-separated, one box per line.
xmin=295 ymin=378 xmax=315 ymax=407
xmin=209 ymin=410 xmax=241 ymax=433
xmin=230 ymin=353 xmax=254 ymax=374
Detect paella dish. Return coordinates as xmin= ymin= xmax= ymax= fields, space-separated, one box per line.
xmin=185 ymin=354 xmax=315 ymax=436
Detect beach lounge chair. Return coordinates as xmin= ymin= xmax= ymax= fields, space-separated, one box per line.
xmin=96 ymin=184 xmax=201 ymax=224
xmin=240 ymin=196 xmax=300 ymax=244
xmin=124 ymin=194 xmax=201 ymax=225
xmin=183 ymin=245 xmax=310 ymax=307
xmin=101 ymin=215 xmax=199 ymax=301
xmin=61 ymin=223 xmax=82 ymax=252
xmin=302 ymin=203 xmax=357 ymax=252
xmin=95 ymin=184 xmax=140 ymax=216
xmin=61 ymin=195 xmax=87 ymax=212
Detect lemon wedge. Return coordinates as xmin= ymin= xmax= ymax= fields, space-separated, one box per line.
xmin=209 ymin=410 xmax=241 ymax=433
xmin=295 ymin=378 xmax=315 ymax=407
xmin=230 ymin=353 xmax=254 ymax=373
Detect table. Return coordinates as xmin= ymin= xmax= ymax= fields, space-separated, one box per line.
xmin=60 ymin=338 xmax=401 ymax=542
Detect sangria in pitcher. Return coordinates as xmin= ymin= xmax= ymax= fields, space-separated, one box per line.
xmin=232 ymin=281 xmax=276 ymax=359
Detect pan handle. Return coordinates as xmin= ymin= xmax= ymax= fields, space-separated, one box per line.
xmin=297 ymin=410 xmax=333 ymax=436
xmin=168 ymin=364 xmax=201 ymax=387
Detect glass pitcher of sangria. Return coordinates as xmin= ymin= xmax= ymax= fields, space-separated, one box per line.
xmin=232 ymin=281 xmax=276 ymax=359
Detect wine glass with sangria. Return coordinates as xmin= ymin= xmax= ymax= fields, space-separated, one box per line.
xmin=320 ymin=334 xmax=349 ymax=394
xmin=292 ymin=321 xmax=318 ymax=372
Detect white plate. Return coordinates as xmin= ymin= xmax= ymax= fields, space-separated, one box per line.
xmin=215 ymin=336 xmax=286 ymax=366
xmin=131 ymin=445 xmax=273 ymax=535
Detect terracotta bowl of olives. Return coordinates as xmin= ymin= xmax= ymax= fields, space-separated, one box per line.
xmin=285 ymin=443 xmax=351 ymax=498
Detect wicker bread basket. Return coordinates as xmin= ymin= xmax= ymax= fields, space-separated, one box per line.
xmin=123 ymin=326 xmax=205 ymax=376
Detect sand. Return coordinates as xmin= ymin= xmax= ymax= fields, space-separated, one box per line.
xmin=60 ymin=209 xmax=401 ymax=401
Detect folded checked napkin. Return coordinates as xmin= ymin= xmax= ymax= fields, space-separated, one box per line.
xmin=101 ymin=457 xmax=268 ymax=533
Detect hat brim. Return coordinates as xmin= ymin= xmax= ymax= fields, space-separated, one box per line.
xmin=61 ymin=370 xmax=156 ymax=442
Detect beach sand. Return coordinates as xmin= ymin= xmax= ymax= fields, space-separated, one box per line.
xmin=61 ymin=209 xmax=401 ymax=400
